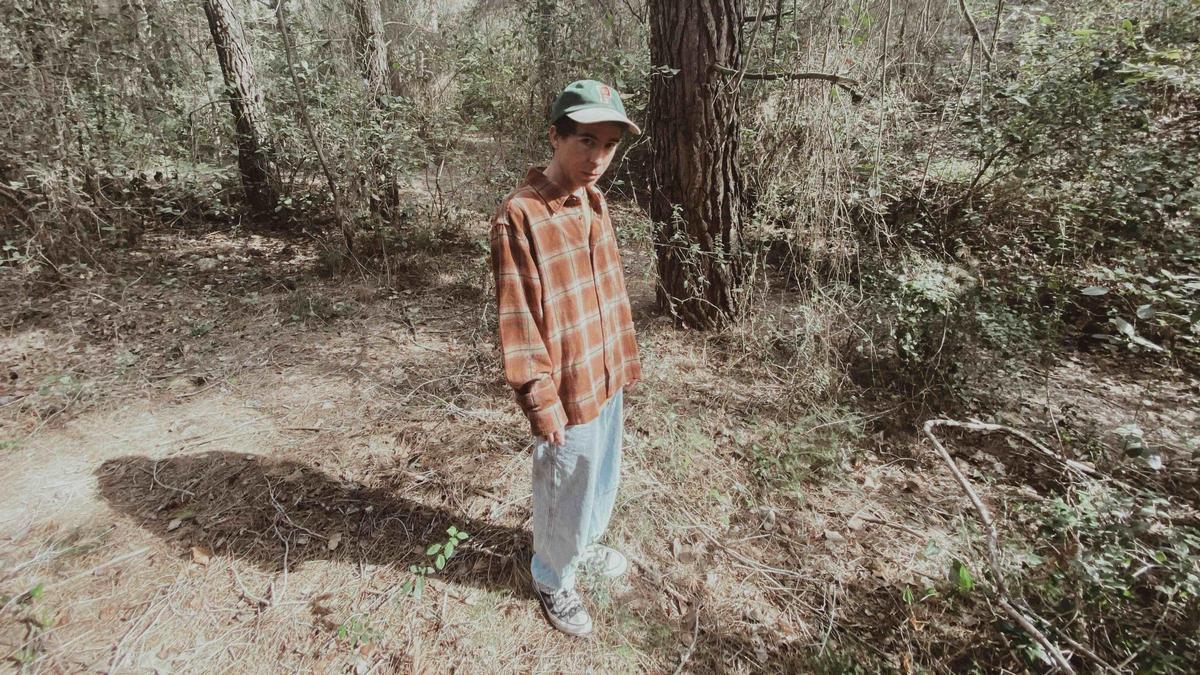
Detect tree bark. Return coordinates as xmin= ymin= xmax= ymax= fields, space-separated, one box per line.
xmin=648 ymin=0 xmax=746 ymax=329
xmin=203 ymin=0 xmax=280 ymax=213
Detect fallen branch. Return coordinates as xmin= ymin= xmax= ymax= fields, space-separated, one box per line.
xmin=927 ymin=418 xmax=1132 ymax=491
xmin=923 ymin=419 xmax=1074 ymax=672
xmin=712 ymin=64 xmax=864 ymax=102
xmin=924 ymin=419 xmax=1127 ymax=674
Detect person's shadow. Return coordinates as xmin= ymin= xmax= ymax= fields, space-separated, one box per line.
xmin=96 ymin=451 xmax=534 ymax=599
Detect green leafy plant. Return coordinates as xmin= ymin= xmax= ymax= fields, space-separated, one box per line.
xmin=399 ymin=526 xmax=469 ymax=599
xmin=336 ymin=614 xmax=381 ymax=648
xmin=1020 ymin=484 xmax=1200 ymax=670
xmin=747 ymin=413 xmax=863 ymax=493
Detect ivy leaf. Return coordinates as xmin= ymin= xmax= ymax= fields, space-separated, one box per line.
xmin=1129 ymin=334 xmax=1165 ymax=352
xmin=1111 ymin=316 xmax=1136 ymax=338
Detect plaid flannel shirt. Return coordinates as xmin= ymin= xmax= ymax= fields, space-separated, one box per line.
xmin=490 ymin=167 xmax=641 ymax=437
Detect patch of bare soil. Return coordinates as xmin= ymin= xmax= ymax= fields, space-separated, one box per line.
xmin=2 ymin=216 xmax=1197 ymax=672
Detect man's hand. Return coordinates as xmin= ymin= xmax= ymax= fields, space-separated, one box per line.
xmin=541 ymin=428 xmax=565 ymax=446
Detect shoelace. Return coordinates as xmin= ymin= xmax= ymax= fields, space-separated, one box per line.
xmin=547 ymin=590 xmax=585 ymax=620
xmin=583 ymin=546 xmax=611 ymax=565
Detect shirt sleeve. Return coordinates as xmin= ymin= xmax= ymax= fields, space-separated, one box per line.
xmin=490 ymin=206 xmax=567 ymax=438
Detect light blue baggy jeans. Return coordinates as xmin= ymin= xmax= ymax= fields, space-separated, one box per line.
xmin=530 ymin=388 xmax=623 ymax=593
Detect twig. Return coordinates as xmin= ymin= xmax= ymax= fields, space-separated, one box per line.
xmin=0 ymin=546 xmax=151 ymax=616
xmin=150 ymin=460 xmax=196 ymax=497
xmin=989 ymin=0 xmax=1006 ymax=58
xmin=672 ymin=605 xmax=701 ymax=675
xmin=274 ymin=0 xmax=357 ymax=257
xmin=818 ymin=582 xmax=839 ymax=656
xmin=683 ymin=520 xmax=807 ymax=580
xmin=858 ymin=514 xmax=925 ymax=539
xmin=230 ymin=565 xmax=270 ymax=608
xmin=628 ymin=553 xmax=690 ymax=608
xmin=174 ymin=377 xmax=227 ymax=399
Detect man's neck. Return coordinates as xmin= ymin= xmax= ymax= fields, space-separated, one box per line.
xmin=543 ymin=161 xmax=584 ymax=196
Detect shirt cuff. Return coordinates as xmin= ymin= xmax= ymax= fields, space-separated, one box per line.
xmin=526 ymin=398 xmax=568 ymax=438
xmin=517 ymin=376 xmax=567 ymax=438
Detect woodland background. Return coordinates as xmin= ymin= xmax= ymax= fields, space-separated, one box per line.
xmin=0 ymin=0 xmax=1198 ymax=672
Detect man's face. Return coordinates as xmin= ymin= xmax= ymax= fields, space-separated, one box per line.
xmin=549 ymin=121 xmax=625 ymax=190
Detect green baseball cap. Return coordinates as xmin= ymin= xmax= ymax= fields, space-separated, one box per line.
xmin=550 ymin=80 xmax=642 ymax=135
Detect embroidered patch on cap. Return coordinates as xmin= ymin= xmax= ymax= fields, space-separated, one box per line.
xmin=599 ymin=85 xmax=612 ymax=101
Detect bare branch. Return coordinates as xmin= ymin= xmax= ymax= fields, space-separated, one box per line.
xmin=712 ymin=64 xmax=864 ymax=102
xmin=923 ymin=418 xmax=1133 ymax=674
xmin=923 ymin=419 xmax=1075 ymax=672
xmin=957 ymin=0 xmax=995 ymax=64
xmin=742 ymin=12 xmax=791 ymax=24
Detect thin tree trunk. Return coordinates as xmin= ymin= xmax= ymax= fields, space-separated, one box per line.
xmin=648 ymin=0 xmax=746 ymax=329
xmin=275 ymin=0 xmax=355 ymax=255
xmin=352 ymin=0 xmax=390 ymax=100
xmin=124 ymin=0 xmax=176 ymax=94
xmin=535 ymin=0 xmax=557 ymax=117
xmin=349 ymin=0 xmax=402 ymax=222
xmin=203 ymin=0 xmax=280 ymax=213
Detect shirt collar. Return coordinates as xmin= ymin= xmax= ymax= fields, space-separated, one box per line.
xmin=526 ymin=167 xmax=602 ymax=214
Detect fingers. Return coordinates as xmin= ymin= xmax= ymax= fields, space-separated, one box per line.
xmin=540 ymin=430 xmax=563 ymax=446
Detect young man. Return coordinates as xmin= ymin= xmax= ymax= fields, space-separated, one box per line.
xmin=489 ymin=80 xmax=642 ymax=637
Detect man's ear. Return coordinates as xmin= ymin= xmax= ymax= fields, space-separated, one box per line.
xmin=547 ymin=126 xmax=559 ymax=149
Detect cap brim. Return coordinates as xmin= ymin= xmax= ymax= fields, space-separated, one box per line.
xmin=565 ymin=108 xmax=642 ymax=135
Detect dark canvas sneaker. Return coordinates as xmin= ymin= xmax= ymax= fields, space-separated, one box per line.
xmin=536 ymin=587 xmax=593 ymax=637
xmin=580 ymin=544 xmax=629 ymax=579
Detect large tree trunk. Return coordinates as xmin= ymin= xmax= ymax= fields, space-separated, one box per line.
xmin=203 ymin=0 xmax=280 ymax=213
xmin=351 ymin=0 xmax=390 ymax=100
xmin=648 ymin=0 xmax=746 ymax=329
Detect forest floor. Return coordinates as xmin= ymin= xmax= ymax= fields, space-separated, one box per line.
xmin=1 ymin=211 xmax=1197 ymax=673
